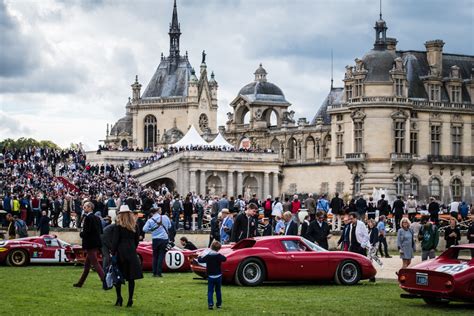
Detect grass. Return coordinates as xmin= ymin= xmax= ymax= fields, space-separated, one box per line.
xmin=1 ymin=266 xmax=473 ymax=315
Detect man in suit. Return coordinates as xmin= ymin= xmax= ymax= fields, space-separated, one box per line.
xmin=283 ymin=211 xmax=298 ymax=236
xmin=348 ymin=212 xmax=369 ymax=256
xmin=74 ymin=201 xmax=105 ymax=288
xmin=231 ymin=203 xmax=258 ymax=242
xmin=330 ymin=192 xmax=344 ymax=231
xmin=306 ymin=211 xmax=332 ymax=249
xmin=392 ymin=195 xmax=405 ymax=231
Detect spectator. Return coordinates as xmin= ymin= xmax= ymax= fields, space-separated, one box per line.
xmin=183 ymin=195 xmax=193 ymax=230
xmin=219 ymin=209 xmax=233 ymax=244
xmin=348 ymin=212 xmax=369 ymax=256
xmin=282 ymin=197 xmax=291 ymax=214
xmin=468 ymin=216 xmax=474 ymax=243
xmin=459 ymin=201 xmax=469 ymax=221
xmin=274 ymin=216 xmax=285 ymax=235
xmin=397 ymin=218 xmax=415 ymax=269
xmin=197 ymin=241 xmax=226 ymax=310
xmin=449 ymin=200 xmax=460 ymax=219
xmin=304 ymin=193 xmax=316 ymax=221
xmin=367 ymin=219 xmax=378 ymax=249
xmin=218 ymin=194 xmax=229 ymax=212
xmin=231 ymin=203 xmax=258 ymax=242
xmin=171 ymin=195 xmax=183 ymax=230
xmin=355 ymin=195 xmax=367 ymax=220
xmin=306 ymin=211 xmax=331 ymax=250
xmin=418 ymin=221 xmax=439 ymax=261
xmin=316 ymin=194 xmax=329 ymax=214
xmin=337 ymin=215 xmax=351 ymax=251
xmin=427 ymin=197 xmax=440 ymax=225
xmin=376 ymin=215 xmax=391 ymax=258
xmin=367 ymin=197 xmax=376 ymax=220
xmin=392 ymin=195 xmax=405 ymax=231
xmin=300 ymin=214 xmax=310 ymax=239
xmin=444 ymin=218 xmax=461 ymax=249
xmin=377 ymin=194 xmax=390 ymax=217
xmin=271 ymin=197 xmax=283 ymax=219
xmin=14 ymin=215 xmax=28 ymax=238
xmin=262 ymin=195 xmax=273 ymax=224
xmin=261 ymin=218 xmax=273 ymax=236
xmin=37 ymin=210 xmax=50 ymax=236
xmin=195 ymin=196 xmax=205 ymax=230
xmin=7 ymin=214 xmax=15 ymax=239
xmin=282 ymin=211 xmax=298 ymax=236
xmin=180 ymin=236 xmax=197 ymax=250
xmin=208 ymin=213 xmax=220 ymax=247
xmin=405 ymin=194 xmax=417 ymax=222
xmin=330 ymin=192 xmax=344 ymax=231
xmin=290 ymin=195 xmax=301 ymax=223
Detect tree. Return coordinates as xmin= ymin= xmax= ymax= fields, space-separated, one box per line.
xmin=0 ymin=138 xmax=60 ymax=151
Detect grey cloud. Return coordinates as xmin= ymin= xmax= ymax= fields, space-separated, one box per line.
xmin=0 ymin=0 xmax=39 ymax=77
xmin=0 ymin=111 xmax=33 ymax=134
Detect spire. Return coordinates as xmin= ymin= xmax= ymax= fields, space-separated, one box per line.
xmin=373 ymin=1 xmax=388 ymax=50
xmin=254 ymin=63 xmax=267 ymax=82
xmin=169 ymin=0 xmax=181 ymax=60
xmin=379 ymin=0 xmax=382 ymax=20
xmin=330 ymin=49 xmax=334 ymax=89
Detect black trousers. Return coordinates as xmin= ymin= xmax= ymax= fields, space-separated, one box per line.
xmin=378 ymin=235 xmax=389 ymax=257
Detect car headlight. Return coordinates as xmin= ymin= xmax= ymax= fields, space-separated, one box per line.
xmin=0 ymin=247 xmax=8 ymax=252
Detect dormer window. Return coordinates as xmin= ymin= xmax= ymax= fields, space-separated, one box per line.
xmin=395 ymin=78 xmax=404 ymax=96
xmin=346 ymin=85 xmax=353 ymax=100
xmin=429 ymin=84 xmax=440 ymax=101
xmin=451 ymin=85 xmax=461 ymax=103
xmin=355 ymin=79 xmax=363 ymax=97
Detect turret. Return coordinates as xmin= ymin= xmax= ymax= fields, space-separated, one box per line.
xmin=131 ymin=75 xmax=141 ymax=101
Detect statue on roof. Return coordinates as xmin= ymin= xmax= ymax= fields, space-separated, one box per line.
xmin=202 ymin=50 xmax=206 ymax=64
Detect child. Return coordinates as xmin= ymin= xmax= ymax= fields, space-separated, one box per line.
xmin=198 ymin=241 xmax=227 ymax=310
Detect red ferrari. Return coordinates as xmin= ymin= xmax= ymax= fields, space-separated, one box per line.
xmin=191 ymin=236 xmax=377 ymax=286
xmin=0 ymin=235 xmax=77 ymax=266
xmin=398 ymin=244 xmax=474 ymax=305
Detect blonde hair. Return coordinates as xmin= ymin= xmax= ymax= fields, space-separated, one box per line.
xmin=449 ymin=217 xmax=458 ymax=225
xmin=116 ymin=212 xmax=137 ymax=232
xmin=400 ymin=217 xmax=411 ymax=229
xmin=283 ymin=211 xmax=292 ymax=220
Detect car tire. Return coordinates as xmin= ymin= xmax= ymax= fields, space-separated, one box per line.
xmin=335 ymin=260 xmax=361 ymax=285
xmin=7 ymin=249 xmax=29 ymax=267
xmin=236 ymin=258 xmax=265 ymax=286
xmin=423 ymin=298 xmax=450 ymax=306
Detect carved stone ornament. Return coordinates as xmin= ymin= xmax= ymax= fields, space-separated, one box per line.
xmin=452 ymin=114 xmax=463 ymax=123
xmin=394 ymin=57 xmax=404 ymax=71
xmin=254 ymin=108 xmax=263 ymax=120
xmin=350 ymin=109 xmax=366 ymax=121
xmin=345 ymin=65 xmax=353 ymax=79
xmin=390 ymin=109 xmax=408 ymax=120
xmin=199 ymin=113 xmax=209 ymax=132
xmin=226 ymin=112 xmax=234 ymax=122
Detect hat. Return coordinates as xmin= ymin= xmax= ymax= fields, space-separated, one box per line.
xmin=221 ymin=208 xmax=230 ymax=214
xmin=118 ymin=205 xmax=131 ymax=213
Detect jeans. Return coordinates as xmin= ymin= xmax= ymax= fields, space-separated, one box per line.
xmin=197 ymin=209 xmax=203 ymax=230
xmin=75 ymin=212 xmax=82 ymax=228
xmin=33 ymin=208 xmax=41 ymax=227
xmin=62 ymin=212 xmax=70 ymax=228
xmin=207 ymin=276 xmax=222 ymax=307
xmin=378 ymin=235 xmax=389 ymax=257
xmin=152 ymin=238 xmax=168 ymax=276
xmin=184 ymin=215 xmax=192 ymax=230
xmin=172 ymin=211 xmax=180 ymax=230
xmin=421 ymin=249 xmax=436 ymax=261
xmin=76 ymin=248 xmax=105 ymax=286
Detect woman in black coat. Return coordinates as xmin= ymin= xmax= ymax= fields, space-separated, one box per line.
xmin=111 ymin=210 xmax=143 ymax=307
xmin=37 ymin=211 xmax=50 ymax=236
xmin=183 ymin=196 xmax=193 ymax=230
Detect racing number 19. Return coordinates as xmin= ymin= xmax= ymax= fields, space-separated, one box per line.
xmin=166 ymin=251 xmax=183 ymax=269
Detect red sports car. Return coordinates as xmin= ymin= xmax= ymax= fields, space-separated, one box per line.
xmin=0 ymin=235 xmax=77 ymax=267
xmin=398 ymin=244 xmax=474 ymax=305
xmin=191 ymin=236 xmax=377 ymax=286
xmin=73 ymin=241 xmax=195 ymax=272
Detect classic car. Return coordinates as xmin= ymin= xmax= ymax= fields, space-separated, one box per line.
xmin=191 ymin=235 xmax=377 ymax=286
xmin=72 ymin=241 xmax=195 ymax=272
xmin=398 ymin=244 xmax=474 ymax=305
xmin=0 ymin=235 xmax=78 ymax=266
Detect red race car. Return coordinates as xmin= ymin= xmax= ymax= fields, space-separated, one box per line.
xmin=191 ymin=236 xmax=376 ymax=286
xmin=0 ymin=235 xmax=77 ymax=267
xmin=72 ymin=241 xmax=195 ymax=272
xmin=398 ymin=244 xmax=474 ymax=305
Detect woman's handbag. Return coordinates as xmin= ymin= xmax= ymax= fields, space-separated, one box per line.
xmin=104 ymin=256 xmax=125 ymax=290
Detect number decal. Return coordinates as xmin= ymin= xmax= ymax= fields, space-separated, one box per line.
xmin=165 ymin=251 xmax=184 ymax=269
xmin=435 ymin=264 xmax=468 ymax=275
xmin=55 ymin=249 xmax=70 ymax=263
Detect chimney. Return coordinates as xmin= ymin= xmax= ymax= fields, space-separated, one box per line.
xmin=425 ymin=40 xmax=445 ymax=77
xmin=386 ymin=37 xmax=398 ymax=52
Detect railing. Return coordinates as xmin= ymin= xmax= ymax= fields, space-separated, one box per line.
xmin=427 ymin=155 xmax=474 ymax=164
xmin=328 ymin=97 xmax=474 ymax=111
xmin=344 ymin=152 xmax=367 ymax=162
xmin=412 ymin=100 xmax=473 ymax=110
xmin=236 ymin=124 xmax=250 ymax=129
xmin=390 ymin=152 xmax=414 ymax=162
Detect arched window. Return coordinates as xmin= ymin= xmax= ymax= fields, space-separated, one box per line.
xmin=305 ymin=136 xmax=315 ymax=161
xmin=288 ymin=137 xmax=297 ymax=160
xmin=144 ymin=115 xmax=157 ymax=150
xmin=430 ymin=178 xmax=441 ymax=199
xmin=409 ymin=177 xmax=419 ymax=198
xmin=270 ymin=139 xmax=280 ymax=153
xmin=395 ymin=175 xmax=404 ymax=196
xmin=353 ymin=175 xmax=361 ymax=195
xmin=451 ymin=178 xmax=462 ymax=201
xmin=121 ymin=139 xmax=128 ymax=148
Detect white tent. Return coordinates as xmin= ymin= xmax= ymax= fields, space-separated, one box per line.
xmin=169 ymin=125 xmax=209 ymax=147
xmin=209 ymin=132 xmax=234 ymax=148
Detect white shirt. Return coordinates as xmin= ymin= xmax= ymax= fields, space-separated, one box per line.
xmin=272 ymin=201 xmax=283 ymax=217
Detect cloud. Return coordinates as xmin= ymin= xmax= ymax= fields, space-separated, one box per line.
xmin=0 ymin=110 xmax=32 ymax=135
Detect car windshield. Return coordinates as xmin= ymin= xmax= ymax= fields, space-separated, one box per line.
xmin=301 ymin=238 xmax=328 ymax=252
xmin=57 ymin=239 xmax=70 ymax=247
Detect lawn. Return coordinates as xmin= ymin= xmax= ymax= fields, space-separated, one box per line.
xmin=1 ymin=266 xmax=472 ymax=315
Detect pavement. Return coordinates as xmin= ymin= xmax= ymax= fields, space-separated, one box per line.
xmin=373 ymin=255 xmax=422 ymax=280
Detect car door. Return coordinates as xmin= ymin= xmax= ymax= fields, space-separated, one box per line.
xmin=284 ymin=240 xmax=329 ymax=280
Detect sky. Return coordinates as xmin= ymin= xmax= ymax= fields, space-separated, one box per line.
xmin=0 ymin=0 xmax=473 ymax=149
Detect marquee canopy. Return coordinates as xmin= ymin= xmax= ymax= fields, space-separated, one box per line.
xmin=169 ymin=125 xmax=209 ymax=147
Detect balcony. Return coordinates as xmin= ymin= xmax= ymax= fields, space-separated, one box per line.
xmin=344 ymin=152 xmax=367 ymax=162
xmin=427 ymin=155 xmax=474 ymax=164
xmin=390 ymin=153 xmax=414 ymax=162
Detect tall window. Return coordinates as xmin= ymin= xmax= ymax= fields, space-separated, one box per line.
xmin=410 ymin=177 xmax=419 ymax=198
xmin=410 ymin=131 xmax=418 ymax=155
xmin=451 ymin=178 xmax=462 ymax=201
xmin=346 ymin=85 xmax=353 ymax=100
xmin=354 ymin=122 xmax=363 ymax=153
xmin=288 ymin=138 xmax=297 ymax=160
xmin=451 ymin=125 xmax=462 ymax=157
xmin=336 ymin=134 xmax=344 ymax=158
xmin=430 ymin=125 xmax=441 ymax=156
xmin=355 ymin=79 xmax=363 ymax=97
xmin=395 ymin=176 xmax=405 ymax=196
xmin=430 ymin=178 xmax=441 ymax=199
xmin=429 ymin=84 xmax=440 ymax=101
xmin=395 ymin=79 xmax=404 ymax=96
xmin=353 ymin=176 xmax=361 ymax=195
xmin=451 ymin=86 xmax=461 ymax=103
xmin=144 ymin=115 xmax=157 ymax=149
xmin=394 ymin=121 xmax=405 ymax=153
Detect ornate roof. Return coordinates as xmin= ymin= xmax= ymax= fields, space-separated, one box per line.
xmin=311 ymin=87 xmax=344 ymax=125
xmin=362 ymin=49 xmax=397 ymax=82
xmin=110 ymin=115 xmax=132 ymax=136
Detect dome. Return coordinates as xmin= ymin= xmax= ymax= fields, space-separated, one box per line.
xmin=254 ymin=63 xmax=267 ymax=75
xmin=110 ymin=115 xmax=132 ymax=136
xmin=238 ymin=81 xmax=284 ymax=96
xmin=361 ymin=49 xmax=396 ymax=82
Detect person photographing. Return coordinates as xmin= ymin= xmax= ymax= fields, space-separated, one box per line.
xmin=143 ymin=206 xmax=172 ymax=277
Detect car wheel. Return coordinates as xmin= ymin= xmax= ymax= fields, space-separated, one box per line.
xmin=7 ymin=249 xmax=29 ymax=267
xmin=335 ymin=261 xmax=361 ymax=285
xmin=423 ymin=298 xmax=450 ymax=306
xmin=236 ymin=258 xmax=265 ymax=286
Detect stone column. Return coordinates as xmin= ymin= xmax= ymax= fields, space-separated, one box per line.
xmin=189 ymin=170 xmax=196 ymax=194
xmin=199 ymin=170 xmax=206 ymax=196
xmin=237 ymin=171 xmax=243 ymax=197
xmin=263 ymin=172 xmax=270 ymax=198
xmin=227 ymin=171 xmax=234 ymax=197
xmin=273 ymin=172 xmax=279 ymax=199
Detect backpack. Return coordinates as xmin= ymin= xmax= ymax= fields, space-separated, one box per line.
xmin=264 ymin=200 xmax=272 ymax=212
xmin=17 ymin=221 xmax=28 ymax=238
xmin=172 ymin=200 xmax=182 ymax=212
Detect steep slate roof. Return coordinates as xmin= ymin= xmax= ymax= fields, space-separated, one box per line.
xmin=141 ymin=57 xmax=193 ymax=98
xmin=238 ymin=81 xmax=289 ymax=104
xmin=311 ymin=87 xmax=344 ymax=125
xmin=110 ymin=114 xmax=132 ymax=135
xmin=362 ymin=49 xmax=397 ymax=82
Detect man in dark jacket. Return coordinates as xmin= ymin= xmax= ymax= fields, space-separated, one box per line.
xmin=208 ymin=213 xmax=220 ymax=247
xmin=306 ymin=211 xmax=331 ymax=249
xmin=427 ymin=197 xmax=440 ymax=225
xmin=37 ymin=210 xmax=50 ymax=236
xmin=377 ymin=194 xmax=390 ymax=217
xmin=231 ymin=203 xmax=258 ymax=242
xmin=355 ymin=195 xmax=367 ymax=220
xmin=392 ymin=196 xmax=405 ymax=231
xmin=468 ymin=219 xmax=474 ymax=244
xmin=282 ymin=211 xmax=298 ymax=236
xmin=73 ymin=201 xmax=105 ymax=288
xmin=330 ymin=192 xmax=344 ymax=231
